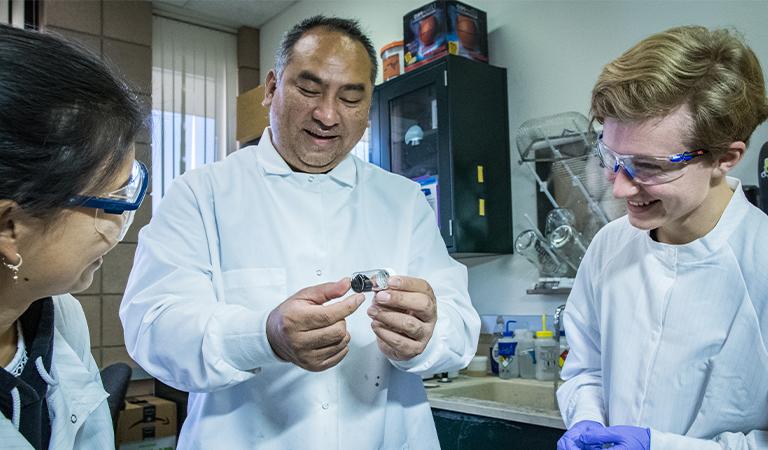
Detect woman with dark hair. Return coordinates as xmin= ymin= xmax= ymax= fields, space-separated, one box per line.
xmin=0 ymin=24 xmax=148 ymax=449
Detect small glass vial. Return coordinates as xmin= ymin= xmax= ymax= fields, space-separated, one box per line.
xmin=351 ymin=269 xmax=393 ymax=293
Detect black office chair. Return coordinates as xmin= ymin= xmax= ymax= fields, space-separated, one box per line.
xmin=99 ymin=362 xmax=132 ymax=431
xmin=759 ymin=141 xmax=768 ymax=214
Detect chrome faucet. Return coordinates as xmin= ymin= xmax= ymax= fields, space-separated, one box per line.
xmin=553 ymin=303 xmax=567 ymax=409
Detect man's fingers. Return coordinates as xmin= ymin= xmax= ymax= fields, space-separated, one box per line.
xmin=373 ymin=290 xmax=435 ymax=323
xmin=304 ymin=293 xmax=365 ymax=329
xmin=296 ymin=322 xmax=348 ymax=349
xmin=367 ymin=306 xmax=426 ymax=340
xmin=316 ymin=345 xmax=349 ymax=371
xmin=311 ymin=332 xmax=351 ymax=361
xmin=387 ymin=275 xmax=433 ymax=296
xmin=371 ymin=320 xmax=422 ymax=357
xmin=296 ymin=278 xmax=352 ymax=305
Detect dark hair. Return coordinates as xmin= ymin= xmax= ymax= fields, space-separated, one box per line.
xmin=274 ymin=15 xmax=378 ymax=85
xmin=0 ymin=24 xmax=146 ymax=221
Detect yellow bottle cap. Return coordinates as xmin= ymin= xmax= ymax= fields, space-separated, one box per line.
xmin=536 ymin=314 xmax=553 ymax=338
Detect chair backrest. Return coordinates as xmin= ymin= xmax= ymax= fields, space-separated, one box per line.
xmin=99 ymin=362 xmax=133 ymax=431
xmin=759 ymin=141 xmax=768 ymax=214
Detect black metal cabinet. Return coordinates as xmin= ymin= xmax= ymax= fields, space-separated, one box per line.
xmin=370 ymin=55 xmax=513 ymax=254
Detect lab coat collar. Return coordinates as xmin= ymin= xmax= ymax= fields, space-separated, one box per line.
xmin=256 ymin=127 xmax=357 ymax=188
xmin=645 ymin=177 xmax=748 ymax=262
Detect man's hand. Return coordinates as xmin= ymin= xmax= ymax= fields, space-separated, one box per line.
xmin=367 ymin=276 xmax=437 ymax=361
xmin=267 ymin=278 xmax=364 ymax=371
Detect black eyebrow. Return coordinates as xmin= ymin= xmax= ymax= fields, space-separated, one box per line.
xmin=297 ymin=70 xmax=367 ymax=93
xmin=297 ymin=70 xmax=322 ymax=84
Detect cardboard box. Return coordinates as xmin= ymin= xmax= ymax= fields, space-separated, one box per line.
xmin=117 ymin=396 xmax=177 ymax=450
xmin=403 ymin=1 xmax=488 ymax=72
xmin=119 ymin=436 xmax=175 ymax=450
xmin=236 ymin=84 xmax=270 ymax=145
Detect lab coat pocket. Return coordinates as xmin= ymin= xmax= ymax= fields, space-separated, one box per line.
xmin=221 ymin=268 xmax=287 ymax=309
xmin=687 ymin=305 xmax=768 ymax=438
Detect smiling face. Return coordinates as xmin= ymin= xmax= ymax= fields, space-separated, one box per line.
xmin=602 ymin=105 xmax=742 ymax=244
xmin=263 ymin=28 xmax=373 ymax=173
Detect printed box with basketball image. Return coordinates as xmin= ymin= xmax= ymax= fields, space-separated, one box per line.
xmin=403 ymin=0 xmax=488 ymax=72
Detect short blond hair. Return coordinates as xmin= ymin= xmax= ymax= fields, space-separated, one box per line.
xmin=591 ymin=26 xmax=768 ymax=156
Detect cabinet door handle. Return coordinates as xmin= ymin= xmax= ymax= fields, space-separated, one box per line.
xmin=448 ymin=219 xmax=453 ymax=236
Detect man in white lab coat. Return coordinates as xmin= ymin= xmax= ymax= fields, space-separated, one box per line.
xmin=557 ymin=26 xmax=768 ymax=450
xmin=120 ymin=15 xmax=480 ymax=449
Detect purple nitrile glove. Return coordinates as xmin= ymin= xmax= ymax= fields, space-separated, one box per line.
xmin=579 ymin=425 xmax=650 ymax=450
xmin=557 ymin=420 xmax=605 ymax=450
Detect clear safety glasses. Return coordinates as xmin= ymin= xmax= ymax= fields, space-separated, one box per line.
xmin=595 ymin=133 xmax=709 ymax=185
xmin=68 ymin=160 xmax=149 ymax=241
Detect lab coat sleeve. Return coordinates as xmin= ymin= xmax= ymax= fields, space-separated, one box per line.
xmin=651 ymin=428 xmax=768 ymax=449
xmin=120 ymin=177 xmax=283 ymax=393
xmin=556 ymin=244 xmax=607 ymax=427
xmin=389 ymin=189 xmax=480 ymax=375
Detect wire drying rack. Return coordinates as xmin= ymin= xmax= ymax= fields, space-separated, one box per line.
xmin=515 ymin=112 xmax=626 ymax=292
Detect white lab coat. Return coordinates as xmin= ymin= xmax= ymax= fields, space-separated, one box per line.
xmin=558 ymin=178 xmax=768 ymax=449
xmin=0 ymin=295 xmax=113 ymax=449
xmin=120 ymin=132 xmax=480 ymax=449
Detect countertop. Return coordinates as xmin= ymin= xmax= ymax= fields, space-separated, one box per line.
xmin=425 ymin=374 xmax=566 ymax=430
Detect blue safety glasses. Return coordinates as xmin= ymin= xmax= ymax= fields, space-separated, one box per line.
xmin=595 ymin=133 xmax=709 ymax=185
xmin=67 ymin=160 xmax=149 ymax=241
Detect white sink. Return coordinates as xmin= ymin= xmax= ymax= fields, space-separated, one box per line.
xmin=426 ymin=376 xmax=565 ymax=429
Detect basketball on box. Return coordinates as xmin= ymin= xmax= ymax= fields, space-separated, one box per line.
xmin=403 ymin=1 xmax=488 ymax=72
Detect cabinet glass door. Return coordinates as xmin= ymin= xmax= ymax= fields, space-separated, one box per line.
xmin=389 ymin=85 xmax=440 ymax=223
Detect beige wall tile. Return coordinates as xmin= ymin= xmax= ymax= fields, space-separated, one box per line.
xmin=102 ymin=38 xmax=151 ymax=95
xmin=123 ymin=194 xmax=152 ymax=244
xmin=102 ymin=242 xmax=136 ymax=294
xmin=43 ymin=0 xmax=101 ymax=36
xmin=101 ymin=295 xmax=125 ymax=347
xmin=75 ymin=294 xmax=101 ymax=347
xmin=102 ymin=0 xmax=151 ymax=46
xmin=134 ymin=94 xmax=152 ymax=145
xmin=45 ymin=26 xmax=101 ymax=57
xmin=135 ymin=142 xmax=151 ymax=171
xmin=91 ymin=347 xmax=102 ymax=368
xmin=238 ymin=67 xmax=260 ymax=94
xmin=102 ymin=345 xmax=138 ymax=370
xmin=237 ymin=26 xmax=260 ymax=69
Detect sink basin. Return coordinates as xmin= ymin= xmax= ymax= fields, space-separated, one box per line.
xmin=428 ymin=377 xmax=558 ymax=412
xmin=425 ymin=376 xmax=566 ymax=429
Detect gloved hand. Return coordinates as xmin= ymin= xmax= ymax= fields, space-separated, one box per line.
xmin=579 ymin=425 xmax=650 ymax=449
xmin=557 ymin=420 xmax=605 ymax=450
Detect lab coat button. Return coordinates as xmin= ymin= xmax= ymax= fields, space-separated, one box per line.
xmin=70 ymin=414 xmax=77 ymax=424
xmin=308 ymin=176 xmax=315 ymax=183
xmin=315 ymin=269 xmax=322 ymax=276
xmin=321 ymin=402 xmax=329 ymax=410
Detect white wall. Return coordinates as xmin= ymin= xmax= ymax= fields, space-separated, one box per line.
xmin=260 ymin=0 xmax=768 ymax=315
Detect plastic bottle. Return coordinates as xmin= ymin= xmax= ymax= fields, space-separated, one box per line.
xmin=535 ymin=314 xmax=558 ymax=381
xmin=488 ymin=315 xmax=504 ymax=375
xmin=493 ymin=320 xmax=519 ymax=379
xmin=517 ymin=329 xmax=536 ymax=379
xmin=558 ymin=330 xmax=569 ymax=370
